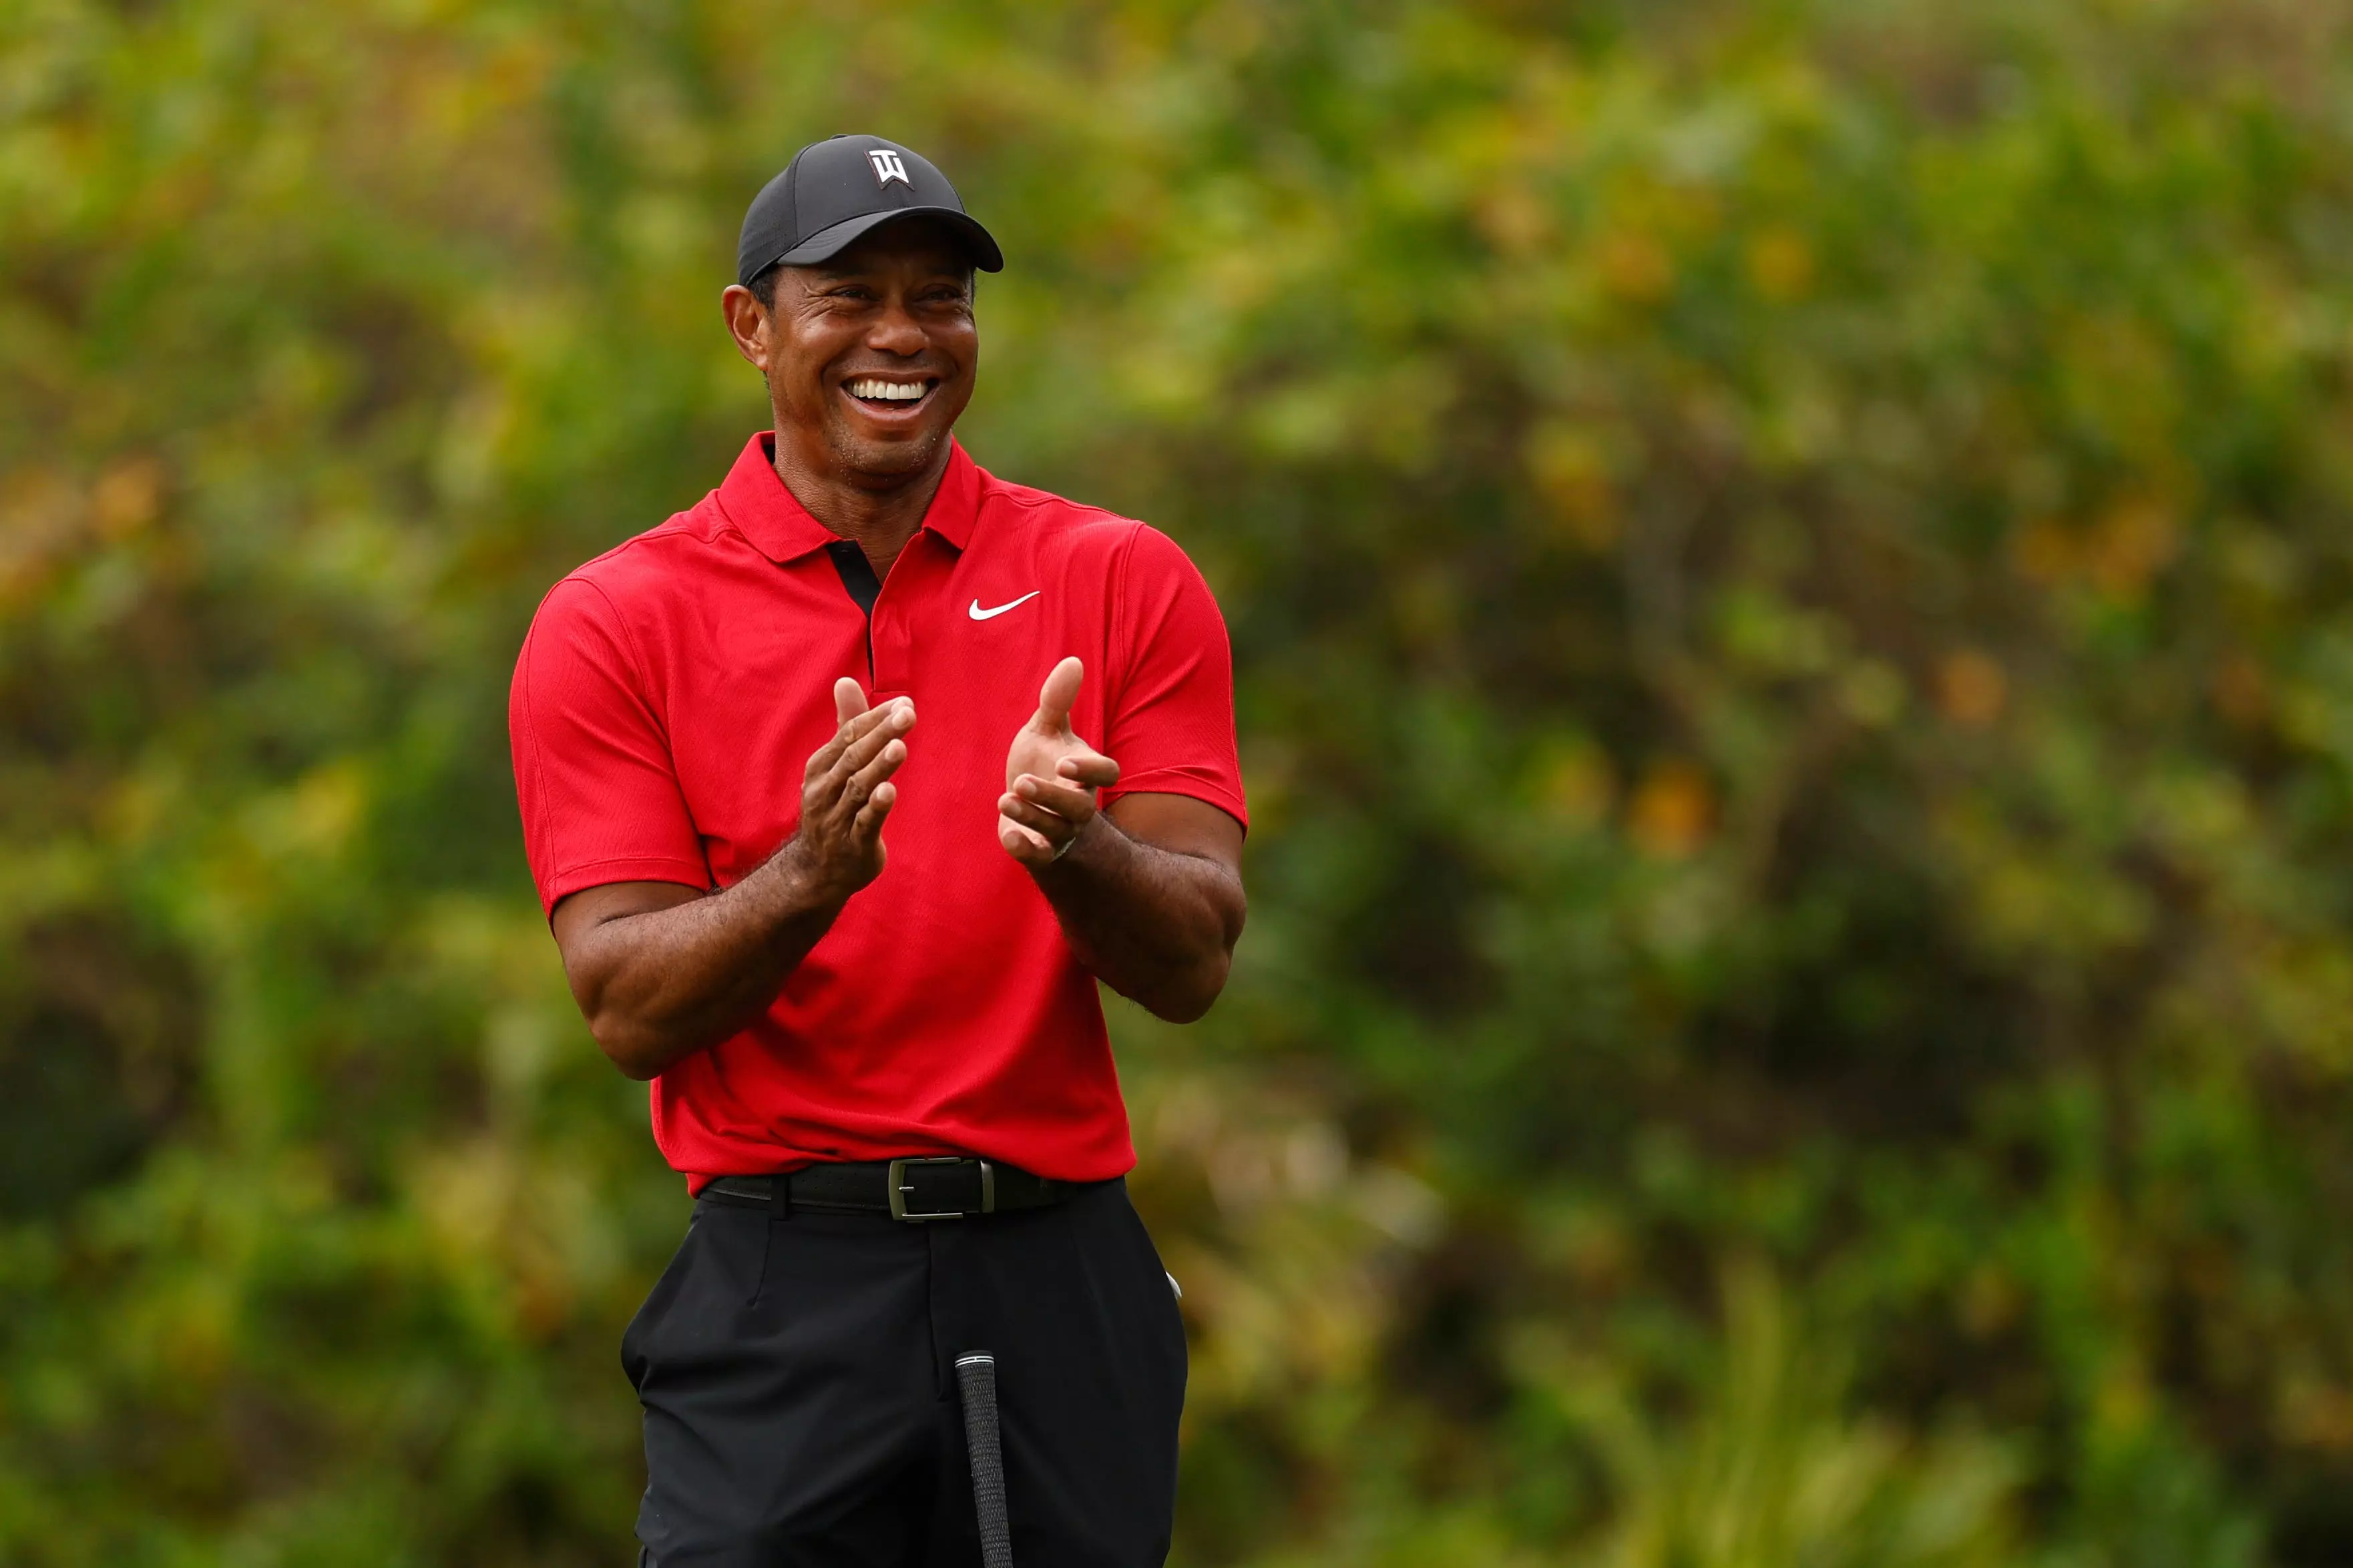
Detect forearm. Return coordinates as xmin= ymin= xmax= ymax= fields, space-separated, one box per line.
xmin=1033 ymin=815 xmax=1245 ymax=1022
xmin=566 ymin=846 xmax=843 ymax=1079
xmin=556 ymin=688 xmax=914 ymax=1079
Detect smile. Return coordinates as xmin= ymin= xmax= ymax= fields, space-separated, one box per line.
xmin=845 ymin=376 xmax=937 ymax=408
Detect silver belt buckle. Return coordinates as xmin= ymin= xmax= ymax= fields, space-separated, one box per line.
xmin=887 ymin=1156 xmax=995 ymax=1221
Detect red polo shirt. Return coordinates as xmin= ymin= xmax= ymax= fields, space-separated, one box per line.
xmin=509 ymin=434 xmax=1246 ymax=1189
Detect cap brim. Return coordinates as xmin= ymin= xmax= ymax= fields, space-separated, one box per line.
xmin=775 ymin=208 xmax=1005 ymax=274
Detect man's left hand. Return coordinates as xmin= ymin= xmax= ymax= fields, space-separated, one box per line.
xmin=1000 ymin=656 xmax=1121 ymax=866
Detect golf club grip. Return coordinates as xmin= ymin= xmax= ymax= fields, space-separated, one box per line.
xmin=955 ymin=1353 xmax=1014 ymax=1568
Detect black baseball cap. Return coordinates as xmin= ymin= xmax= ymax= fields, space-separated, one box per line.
xmin=735 ymin=135 xmax=1004 ymax=287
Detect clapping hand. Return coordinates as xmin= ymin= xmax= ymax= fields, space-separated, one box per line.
xmin=788 ymin=678 xmax=915 ymax=902
xmin=999 ymin=656 xmax=1120 ymax=866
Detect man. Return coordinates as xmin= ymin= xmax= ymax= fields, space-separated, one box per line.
xmin=508 ymin=134 xmax=1247 ymax=1566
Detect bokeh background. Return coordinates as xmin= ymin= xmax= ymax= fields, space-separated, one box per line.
xmin=7 ymin=1 xmax=2353 ymax=1562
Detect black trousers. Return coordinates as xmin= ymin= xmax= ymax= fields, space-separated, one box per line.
xmin=624 ymin=1176 xmax=1187 ymax=1567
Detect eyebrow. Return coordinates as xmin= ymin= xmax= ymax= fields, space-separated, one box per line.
xmin=815 ymin=277 xmax=970 ymax=289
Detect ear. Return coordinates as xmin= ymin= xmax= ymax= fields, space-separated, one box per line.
xmin=721 ymin=283 xmax=772 ymax=374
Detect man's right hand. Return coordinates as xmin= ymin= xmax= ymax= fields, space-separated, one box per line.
xmin=784 ymin=678 xmax=915 ymax=906
xmin=548 ymin=676 xmax=915 ymax=1080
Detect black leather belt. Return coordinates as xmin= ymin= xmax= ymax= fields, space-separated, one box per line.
xmin=702 ymin=1157 xmax=1074 ymax=1222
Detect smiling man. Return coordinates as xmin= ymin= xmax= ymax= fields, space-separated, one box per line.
xmin=507 ymin=136 xmax=1247 ymax=1566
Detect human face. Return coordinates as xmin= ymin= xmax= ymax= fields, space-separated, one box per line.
xmin=726 ymin=219 xmax=978 ymax=487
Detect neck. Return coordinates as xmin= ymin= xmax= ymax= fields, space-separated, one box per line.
xmin=771 ymin=434 xmax=952 ymax=581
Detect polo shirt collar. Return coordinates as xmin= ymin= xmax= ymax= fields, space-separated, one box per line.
xmin=718 ymin=432 xmax=980 ymax=562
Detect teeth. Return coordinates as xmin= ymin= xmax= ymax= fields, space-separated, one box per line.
xmin=849 ymin=378 xmax=927 ymax=401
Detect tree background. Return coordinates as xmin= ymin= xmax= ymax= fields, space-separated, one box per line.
xmin=5 ymin=1 xmax=2353 ymax=1562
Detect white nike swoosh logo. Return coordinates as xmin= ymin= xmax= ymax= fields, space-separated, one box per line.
xmin=968 ymin=591 xmax=1041 ymax=621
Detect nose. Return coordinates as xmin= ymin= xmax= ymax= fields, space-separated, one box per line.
xmin=865 ymin=299 xmax=928 ymax=358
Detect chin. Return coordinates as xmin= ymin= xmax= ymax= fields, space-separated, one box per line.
xmin=829 ymin=423 xmax=951 ymax=478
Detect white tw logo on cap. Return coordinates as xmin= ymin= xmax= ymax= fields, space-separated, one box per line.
xmin=867 ymin=148 xmax=911 ymax=188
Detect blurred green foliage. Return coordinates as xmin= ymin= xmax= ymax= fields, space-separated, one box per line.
xmin=5 ymin=0 xmax=2353 ymax=1561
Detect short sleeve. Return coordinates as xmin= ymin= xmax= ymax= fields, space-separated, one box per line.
xmin=509 ymin=577 xmax=711 ymax=916
xmin=1100 ymin=526 xmax=1249 ymax=831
